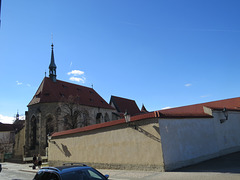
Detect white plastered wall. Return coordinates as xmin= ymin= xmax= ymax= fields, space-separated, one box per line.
xmin=159 ymin=111 xmax=240 ymax=170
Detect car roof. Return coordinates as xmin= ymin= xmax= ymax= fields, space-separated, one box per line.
xmin=40 ymin=165 xmax=91 ymax=174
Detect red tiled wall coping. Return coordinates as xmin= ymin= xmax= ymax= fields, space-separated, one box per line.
xmin=52 ymin=112 xmax=156 ymax=138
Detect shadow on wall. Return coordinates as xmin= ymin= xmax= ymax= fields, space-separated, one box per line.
xmin=130 ymin=124 xmax=161 ymax=143
xmin=51 ymin=141 xmax=72 ymax=157
xmin=61 ymin=144 xmax=71 ymax=157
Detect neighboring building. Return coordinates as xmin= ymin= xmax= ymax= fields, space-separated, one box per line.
xmin=110 ymin=95 xmax=142 ymax=119
xmin=24 ymin=44 xmax=117 ymax=156
xmin=13 ymin=118 xmax=25 ymax=159
xmin=0 ymin=113 xmax=25 ymax=161
xmin=0 ymin=123 xmax=15 ymax=155
xmin=48 ymin=97 xmax=240 ymax=171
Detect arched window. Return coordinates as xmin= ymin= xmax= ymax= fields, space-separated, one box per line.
xmin=30 ymin=116 xmax=37 ymax=149
xmin=56 ymin=107 xmax=61 ymax=115
xmin=104 ymin=113 xmax=110 ymax=122
xmin=83 ymin=110 xmax=90 ymax=126
xmin=46 ymin=116 xmax=54 ymax=147
xmin=46 ymin=116 xmax=54 ymax=136
xmin=96 ymin=113 xmax=102 ymax=124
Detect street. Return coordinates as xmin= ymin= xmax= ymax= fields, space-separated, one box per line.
xmin=1 ymin=151 xmax=240 ymax=180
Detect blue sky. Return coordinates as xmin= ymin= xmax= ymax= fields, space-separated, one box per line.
xmin=1 ymin=0 xmax=240 ymax=123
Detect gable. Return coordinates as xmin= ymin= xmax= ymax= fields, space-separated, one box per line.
xmin=110 ymin=96 xmax=141 ymax=116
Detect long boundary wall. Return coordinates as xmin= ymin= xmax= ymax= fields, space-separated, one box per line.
xmin=49 ymin=118 xmax=164 ymax=171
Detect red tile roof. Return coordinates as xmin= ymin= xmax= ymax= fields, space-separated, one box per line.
xmin=157 ymin=97 xmax=240 ymax=118
xmin=110 ymin=96 xmax=141 ymax=116
xmin=28 ymin=77 xmax=114 ymax=110
xmin=141 ymin=104 xmax=148 ymax=113
xmin=0 ymin=123 xmax=15 ymax=132
xmin=51 ymin=97 xmax=240 ymax=138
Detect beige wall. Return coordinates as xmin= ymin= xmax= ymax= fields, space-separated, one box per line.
xmin=14 ymin=126 xmax=25 ymax=157
xmin=49 ymin=118 xmax=164 ymax=171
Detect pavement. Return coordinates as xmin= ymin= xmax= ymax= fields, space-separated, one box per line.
xmin=1 ymin=151 xmax=240 ymax=180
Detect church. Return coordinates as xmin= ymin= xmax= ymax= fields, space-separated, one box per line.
xmin=24 ymin=44 xmax=124 ymax=156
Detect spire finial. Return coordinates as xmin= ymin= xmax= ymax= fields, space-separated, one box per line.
xmin=49 ymin=43 xmax=57 ymax=82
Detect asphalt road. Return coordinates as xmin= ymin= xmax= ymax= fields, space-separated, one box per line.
xmin=0 ymin=151 xmax=240 ymax=180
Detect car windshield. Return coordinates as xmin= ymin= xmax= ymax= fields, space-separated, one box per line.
xmin=61 ymin=168 xmax=106 ymax=180
xmin=33 ymin=171 xmax=60 ymax=180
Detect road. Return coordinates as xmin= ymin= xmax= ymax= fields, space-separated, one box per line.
xmin=1 ymin=151 xmax=240 ymax=180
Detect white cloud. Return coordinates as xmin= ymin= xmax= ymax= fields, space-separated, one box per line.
xmin=70 ymin=62 xmax=73 ymax=67
xmin=185 ymin=83 xmax=192 ymax=87
xmin=69 ymin=77 xmax=86 ymax=83
xmin=27 ymin=84 xmax=31 ymax=87
xmin=67 ymin=70 xmax=84 ymax=76
xmin=16 ymin=81 xmax=23 ymax=85
xmin=162 ymin=106 xmax=171 ymax=110
xmin=68 ymin=69 xmax=86 ymax=84
xmin=0 ymin=114 xmax=14 ymax=124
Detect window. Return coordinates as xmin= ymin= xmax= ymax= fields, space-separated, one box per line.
xmin=96 ymin=113 xmax=102 ymax=124
xmin=33 ymin=171 xmax=60 ymax=180
xmin=104 ymin=113 xmax=110 ymax=122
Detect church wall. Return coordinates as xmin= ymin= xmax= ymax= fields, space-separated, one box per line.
xmin=26 ymin=102 xmax=117 ymax=156
xmin=48 ymin=118 xmax=164 ymax=171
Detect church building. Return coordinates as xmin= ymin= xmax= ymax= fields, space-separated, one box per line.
xmin=24 ymin=44 xmax=117 ymax=156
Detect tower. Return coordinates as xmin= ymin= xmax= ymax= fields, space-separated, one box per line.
xmin=49 ymin=43 xmax=57 ymax=82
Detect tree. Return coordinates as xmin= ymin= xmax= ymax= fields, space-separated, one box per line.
xmin=58 ymin=95 xmax=91 ymax=130
xmin=0 ymin=133 xmax=14 ymax=154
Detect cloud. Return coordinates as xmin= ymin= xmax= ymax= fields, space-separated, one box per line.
xmin=69 ymin=77 xmax=86 ymax=83
xmin=68 ymin=70 xmax=86 ymax=83
xmin=0 ymin=114 xmax=14 ymax=124
xmin=70 ymin=62 xmax=73 ymax=67
xmin=67 ymin=70 xmax=84 ymax=76
xmin=16 ymin=81 xmax=23 ymax=85
xmin=27 ymin=84 xmax=31 ymax=87
xmin=185 ymin=83 xmax=192 ymax=87
xmin=162 ymin=106 xmax=171 ymax=110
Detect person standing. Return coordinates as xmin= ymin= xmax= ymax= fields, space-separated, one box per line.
xmin=37 ymin=154 xmax=42 ymax=169
xmin=32 ymin=155 xmax=37 ymax=169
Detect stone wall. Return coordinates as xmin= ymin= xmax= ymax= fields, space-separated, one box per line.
xmin=25 ymin=102 xmax=117 ymax=156
xmin=48 ymin=118 xmax=164 ymax=171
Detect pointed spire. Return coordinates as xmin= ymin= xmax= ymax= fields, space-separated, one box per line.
xmin=49 ymin=43 xmax=57 ymax=82
xmin=16 ymin=110 xmax=19 ymax=121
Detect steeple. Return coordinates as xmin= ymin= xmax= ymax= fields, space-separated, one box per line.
xmin=49 ymin=43 xmax=57 ymax=82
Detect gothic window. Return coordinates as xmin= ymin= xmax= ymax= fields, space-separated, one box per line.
xmin=46 ymin=116 xmax=54 ymax=136
xmin=104 ymin=113 xmax=110 ymax=122
xmin=56 ymin=107 xmax=61 ymax=115
xmin=46 ymin=116 xmax=54 ymax=147
xmin=96 ymin=113 xmax=102 ymax=124
xmin=30 ymin=116 xmax=37 ymax=149
xmin=83 ymin=110 xmax=90 ymax=127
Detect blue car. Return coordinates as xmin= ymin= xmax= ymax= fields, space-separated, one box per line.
xmin=33 ymin=163 xmax=109 ymax=180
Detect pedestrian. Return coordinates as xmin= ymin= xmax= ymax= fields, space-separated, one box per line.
xmin=37 ymin=154 xmax=42 ymax=169
xmin=32 ymin=154 xmax=37 ymax=169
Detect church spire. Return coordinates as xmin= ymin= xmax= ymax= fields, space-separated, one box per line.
xmin=49 ymin=43 xmax=57 ymax=82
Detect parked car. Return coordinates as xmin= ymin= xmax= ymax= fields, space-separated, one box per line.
xmin=0 ymin=163 xmax=2 ymax=172
xmin=33 ymin=163 xmax=109 ymax=180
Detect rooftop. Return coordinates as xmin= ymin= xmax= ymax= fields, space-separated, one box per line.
xmin=28 ymin=77 xmax=114 ymax=110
